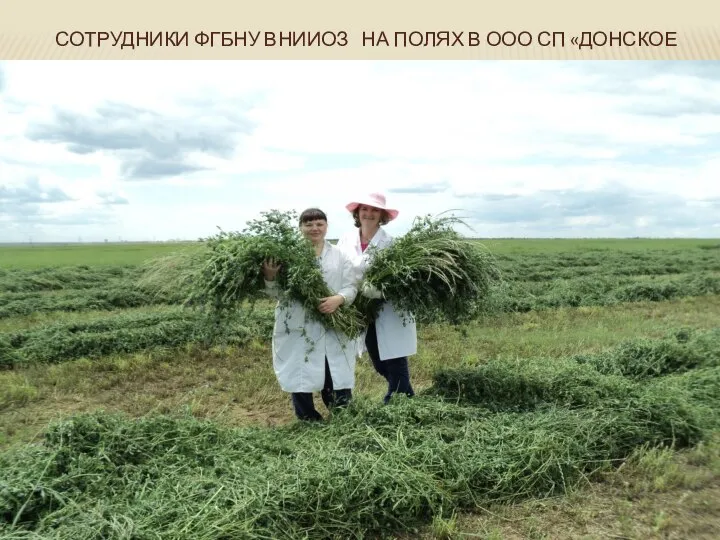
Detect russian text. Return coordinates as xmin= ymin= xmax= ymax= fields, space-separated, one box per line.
xmin=54 ymin=30 xmax=349 ymax=49
xmin=571 ymin=31 xmax=678 ymax=49
xmin=54 ymin=29 xmax=680 ymax=50
xmin=359 ymin=29 xmax=678 ymax=50
xmin=55 ymin=31 xmax=191 ymax=48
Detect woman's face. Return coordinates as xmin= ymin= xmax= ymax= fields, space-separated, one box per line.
xmin=300 ymin=219 xmax=328 ymax=243
xmin=359 ymin=205 xmax=382 ymax=227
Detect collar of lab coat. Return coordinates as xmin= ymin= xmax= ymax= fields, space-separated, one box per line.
xmin=356 ymin=226 xmax=388 ymax=253
xmin=317 ymin=240 xmax=332 ymax=260
xmin=370 ymin=227 xmax=388 ymax=248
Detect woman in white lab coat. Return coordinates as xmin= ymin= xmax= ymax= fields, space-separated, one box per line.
xmin=262 ymin=207 xmax=359 ymax=421
xmin=336 ymin=193 xmax=417 ymax=404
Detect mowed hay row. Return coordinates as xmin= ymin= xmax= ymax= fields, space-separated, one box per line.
xmin=0 ymin=308 xmax=275 ymax=368
xmin=614 ymin=273 xmax=720 ymax=303
xmin=2 ymin=277 xmax=718 ymax=370
xmin=0 ymin=285 xmax=185 ymax=319
xmin=3 ymin=269 xmax=716 ymax=321
xmin=485 ymin=272 xmax=720 ymax=314
xmin=2 ymin=367 xmax=719 ymax=540
xmin=430 ymin=362 xmax=720 ymax=449
xmin=495 ymin=247 xmax=720 ymax=282
xmin=430 ymin=356 xmax=637 ymax=412
xmin=1 ymin=245 xmax=717 ymax=324
xmin=430 ymin=327 xmax=720 ymax=458
xmin=431 ymin=328 xmax=720 ymax=410
xmin=0 ymin=265 xmax=137 ymax=293
xmin=571 ymin=327 xmax=720 ymax=380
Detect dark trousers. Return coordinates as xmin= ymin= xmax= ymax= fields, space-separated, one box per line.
xmin=291 ymin=357 xmax=352 ymax=421
xmin=364 ymin=322 xmax=414 ymax=404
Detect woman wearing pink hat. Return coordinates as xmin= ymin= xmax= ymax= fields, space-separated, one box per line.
xmin=336 ymin=193 xmax=417 ymax=404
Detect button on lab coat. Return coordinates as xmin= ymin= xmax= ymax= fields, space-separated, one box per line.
xmin=263 ymin=240 xmax=359 ymax=393
xmin=336 ymin=227 xmax=418 ymax=361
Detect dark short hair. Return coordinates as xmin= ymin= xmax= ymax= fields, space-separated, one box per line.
xmin=352 ymin=207 xmax=390 ymax=228
xmin=299 ymin=208 xmax=328 ymax=225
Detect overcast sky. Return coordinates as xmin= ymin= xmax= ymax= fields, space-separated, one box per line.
xmin=1 ymin=60 xmax=719 ymax=243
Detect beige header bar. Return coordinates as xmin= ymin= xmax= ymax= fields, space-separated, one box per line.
xmin=1 ymin=0 xmax=717 ymax=59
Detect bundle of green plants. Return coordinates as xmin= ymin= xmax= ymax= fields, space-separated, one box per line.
xmin=136 ymin=244 xmax=210 ymax=304
xmin=184 ymin=209 xmax=365 ymax=339
xmin=357 ymin=214 xmax=502 ymax=325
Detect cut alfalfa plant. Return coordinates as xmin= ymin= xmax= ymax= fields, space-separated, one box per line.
xmin=136 ymin=244 xmax=210 ymax=305
xmin=357 ymin=213 xmax=502 ymax=325
xmin=187 ymin=209 xmax=366 ymax=340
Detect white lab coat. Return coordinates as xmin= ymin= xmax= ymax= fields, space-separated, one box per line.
xmin=263 ymin=240 xmax=359 ymax=393
xmin=336 ymin=227 xmax=418 ymax=361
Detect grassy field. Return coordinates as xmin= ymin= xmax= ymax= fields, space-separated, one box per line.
xmin=3 ymin=238 xmax=719 ymax=270
xmin=0 ymin=242 xmax=198 ymax=269
xmin=1 ymin=238 xmax=719 ymax=539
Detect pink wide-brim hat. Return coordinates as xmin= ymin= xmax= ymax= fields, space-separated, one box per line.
xmin=345 ymin=192 xmax=399 ymax=221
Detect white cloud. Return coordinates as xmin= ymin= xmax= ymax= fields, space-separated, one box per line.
xmin=1 ymin=60 xmax=719 ymax=242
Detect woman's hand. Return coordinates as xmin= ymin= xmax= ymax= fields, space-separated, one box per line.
xmin=318 ymin=294 xmax=344 ymax=314
xmin=262 ymin=258 xmax=282 ymax=281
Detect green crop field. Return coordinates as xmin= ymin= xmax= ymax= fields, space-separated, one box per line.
xmin=0 ymin=242 xmax=199 ymax=269
xmin=3 ymin=238 xmax=719 ymax=269
xmin=1 ymin=238 xmax=720 ymax=539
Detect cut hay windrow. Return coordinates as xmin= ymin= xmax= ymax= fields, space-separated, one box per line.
xmin=357 ymin=214 xmax=502 ymax=325
xmin=2 ymin=328 xmax=719 ymax=539
xmin=431 ymin=328 xmax=720 ymax=410
xmin=0 ymin=308 xmax=275 ymax=368
xmin=0 ymin=285 xmax=182 ymax=319
xmin=184 ymin=210 xmax=366 ymax=340
xmin=430 ymin=356 xmax=637 ymax=412
xmin=432 ymin=361 xmax=720 ymax=450
xmin=571 ymin=328 xmax=720 ymax=380
xmin=430 ymin=329 xmax=720 ymax=441
xmin=2 ymin=377 xmax=718 ymax=539
xmin=0 ymin=265 xmax=132 ymax=294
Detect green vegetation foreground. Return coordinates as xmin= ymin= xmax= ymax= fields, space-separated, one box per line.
xmin=1 ymin=238 xmax=719 ymax=539
xmin=2 ymin=329 xmax=719 ymax=538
